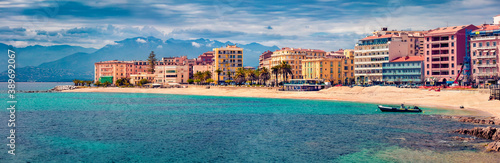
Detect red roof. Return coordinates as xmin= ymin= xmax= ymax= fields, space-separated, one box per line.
xmin=496 ymin=14 xmax=500 ymax=17
xmin=426 ymin=25 xmax=477 ymax=35
xmin=390 ymin=55 xmax=424 ymax=62
xmin=276 ymin=47 xmax=325 ymax=53
xmin=473 ymin=24 xmax=500 ymax=32
xmin=361 ymin=34 xmax=394 ymax=40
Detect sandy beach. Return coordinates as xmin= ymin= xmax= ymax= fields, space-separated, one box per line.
xmin=64 ymin=86 xmax=500 ymax=117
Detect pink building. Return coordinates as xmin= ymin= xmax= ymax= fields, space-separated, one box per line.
xmin=258 ymin=50 xmax=273 ymax=70
xmin=94 ymin=60 xmax=134 ymax=84
xmin=196 ymin=51 xmax=214 ymax=65
xmin=471 ymin=19 xmax=500 ymax=84
xmin=423 ymin=25 xmax=478 ymax=83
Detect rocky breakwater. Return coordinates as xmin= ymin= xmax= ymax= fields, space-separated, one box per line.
xmin=20 ymin=85 xmax=76 ymax=93
xmin=453 ymin=126 xmax=500 ymax=152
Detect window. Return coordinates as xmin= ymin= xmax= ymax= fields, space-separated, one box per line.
xmin=473 ymin=52 xmax=476 ymax=56
xmin=451 ymin=70 xmax=454 ymax=75
xmin=494 ymin=42 xmax=497 ymax=46
xmin=473 ymin=43 xmax=476 ymax=47
xmin=451 ymin=42 xmax=454 ymax=47
xmin=487 ymin=42 xmax=490 ymax=47
xmin=451 ymin=49 xmax=454 ymax=54
xmin=427 ymin=58 xmax=429 ymax=62
xmin=451 ymin=35 xmax=454 ymax=40
xmin=451 ymin=63 xmax=454 ymax=68
xmin=479 ymin=43 xmax=483 ymax=47
xmin=451 ymin=56 xmax=454 ymax=61
xmin=427 ymin=64 xmax=429 ymax=68
xmin=427 ymin=51 xmax=429 ymax=55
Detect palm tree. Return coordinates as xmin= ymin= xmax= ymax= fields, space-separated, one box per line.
xmin=194 ymin=71 xmax=203 ymax=84
xmin=235 ymin=68 xmax=246 ymax=85
xmin=227 ymin=71 xmax=232 ymax=80
xmin=203 ymin=71 xmax=212 ymax=84
xmin=215 ymin=69 xmax=222 ymax=84
xmin=259 ymin=67 xmax=270 ymax=86
xmin=279 ymin=61 xmax=292 ymax=83
xmin=271 ymin=65 xmax=280 ymax=86
xmin=246 ymin=69 xmax=257 ymax=85
xmin=72 ymin=79 xmax=80 ymax=86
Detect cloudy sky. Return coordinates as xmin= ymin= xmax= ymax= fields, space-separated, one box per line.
xmin=0 ymin=0 xmax=499 ymax=51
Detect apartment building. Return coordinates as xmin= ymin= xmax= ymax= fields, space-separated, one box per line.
xmin=196 ymin=51 xmax=214 ymax=65
xmin=258 ymin=50 xmax=273 ymax=70
xmin=270 ymin=47 xmax=326 ymax=82
xmin=471 ymin=17 xmax=500 ymax=84
xmin=154 ymin=65 xmax=190 ymax=85
xmin=423 ymin=24 xmax=478 ymax=83
xmin=302 ymin=53 xmax=354 ymax=84
xmin=94 ymin=60 xmax=134 ymax=84
xmin=354 ymin=28 xmax=425 ymax=84
xmin=382 ymin=56 xmax=424 ymax=84
xmin=213 ymin=45 xmax=243 ymax=82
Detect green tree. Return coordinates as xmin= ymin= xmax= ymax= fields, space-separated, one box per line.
xmin=227 ymin=71 xmax=232 ymax=80
xmin=271 ymin=65 xmax=280 ymax=86
xmin=259 ymin=67 xmax=271 ymax=85
xmin=94 ymin=81 xmax=101 ymax=87
xmin=279 ymin=61 xmax=292 ymax=83
xmin=215 ymin=69 xmax=222 ymax=84
xmin=187 ymin=79 xmax=194 ymax=84
xmin=206 ymin=78 xmax=214 ymax=83
xmin=246 ymin=69 xmax=257 ymax=85
xmin=103 ymin=81 xmax=111 ymax=87
xmin=147 ymin=51 xmax=157 ymax=74
xmin=194 ymin=71 xmax=204 ymax=84
xmin=194 ymin=79 xmax=201 ymax=84
xmin=203 ymin=71 xmax=212 ymax=83
xmin=72 ymin=79 xmax=80 ymax=86
xmin=235 ymin=68 xmax=246 ymax=85
xmin=138 ymin=79 xmax=149 ymax=86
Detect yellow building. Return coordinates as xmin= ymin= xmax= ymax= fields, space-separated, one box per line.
xmin=302 ymin=55 xmax=355 ymax=84
xmin=343 ymin=49 xmax=354 ymax=58
xmin=213 ymin=45 xmax=243 ymax=82
xmin=270 ymin=47 xmax=326 ymax=82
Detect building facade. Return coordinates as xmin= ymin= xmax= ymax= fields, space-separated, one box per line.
xmin=154 ymin=65 xmax=190 ymax=85
xmin=94 ymin=60 xmax=134 ymax=84
xmin=270 ymin=47 xmax=326 ymax=83
xmin=302 ymin=54 xmax=354 ymax=84
xmin=423 ymin=24 xmax=478 ymax=83
xmin=213 ymin=45 xmax=243 ymax=82
xmin=130 ymin=73 xmax=155 ymax=85
xmin=354 ymin=29 xmax=425 ymax=84
xmin=258 ymin=50 xmax=273 ymax=70
xmin=471 ymin=23 xmax=500 ymax=84
xmin=382 ymin=56 xmax=424 ymax=84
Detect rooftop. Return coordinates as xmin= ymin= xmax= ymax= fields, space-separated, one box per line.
xmin=473 ymin=24 xmax=500 ymax=32
xmin=390 ymin=55 xmax=424 ymax=62
xmin=276 ymin=47 xmax=325 ymax=53
xmin=426 ymin=24 xmax=475 ymax=35
xmin=361 ymin=34 xmax=395 ymax=40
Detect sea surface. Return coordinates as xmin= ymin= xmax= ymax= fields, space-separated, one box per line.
xmin=1 ymin=83 xmax=500 ymax=162
xmin=0 ymin=82 xmax=73 ymax=92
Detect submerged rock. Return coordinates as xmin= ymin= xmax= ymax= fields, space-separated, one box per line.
xmin=486 ymin=141 xmax=500 ymax=152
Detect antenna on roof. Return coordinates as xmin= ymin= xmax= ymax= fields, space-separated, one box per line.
xmin=446 ymin=21 xmax=448 ymax=27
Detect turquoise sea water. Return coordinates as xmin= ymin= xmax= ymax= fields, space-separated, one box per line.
xmin=1 ymin=90 xmax=498 ymax=162
xmin=0 ymin=82 xmax=73 ymax=92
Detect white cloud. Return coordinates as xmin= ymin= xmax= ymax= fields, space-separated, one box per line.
xmin=157 ymin=45 xmax=163 ymax=48
xmin=10 ymin=41 xmax=30 ymax=48
xmin=136 ymin=38 xmax=146 ymax=43
xmin=191 ymin=42 xmax=201 ymax=48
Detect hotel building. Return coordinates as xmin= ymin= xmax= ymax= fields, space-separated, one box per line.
xmin=258 ymin=50 xmax=273 ymax=70
xmin=94 ymin=60 xmax=134 ymax=84
xmin=213 ymin=45 xmax=243 ymax=82
xmin=154 ymin=65 xmax=190 ymax=85
xmin=423 ymin=24 xmax=478 ymax=83
xmin=270 ymin=47 xmax=326 ymax=82
xmin=471 ymin=15 xmax=500 ymax=84
xmin=302 ymin=51 xmax=355 ymax=84
xmin=354 ymin=28 xmax=425 ymax=84
xmin=130 ymin=73 xmax=155 ymax=85
xmin=382 ymin=56 xmax=425 ymax=84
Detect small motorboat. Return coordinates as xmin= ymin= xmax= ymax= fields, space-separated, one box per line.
xmin=378 ymin=104 xmax=422 ymax=112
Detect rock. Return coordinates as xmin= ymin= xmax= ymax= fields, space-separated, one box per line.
xmin=453 ymin=126 xmax=498 ymax=140
xmin=486 ymin=141 xmax=500 ymax=152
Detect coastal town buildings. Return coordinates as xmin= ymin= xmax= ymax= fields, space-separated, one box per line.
xmin=130 ymin=73 xmax=155 ymax=85
xmin=154 ymin=65 xmax=190 ymax=85
xmin=423 ymin=24 xmax=478 ymax=83
xmin=270 ymin=47 xmax=326 ymax=83
xmin=471 ymin=18 xmax=500 ymax=84
xmin=354 ymin=28 xmax=425 ymax=84
xmin=382 ymin=56 xmax=425 ymax=84
xmin=302 ymin=51 xmax=354 ymax=84
xmin=94 ymin=60 xmax=134 ymax=84
xmin=213 ymin=45 xmax=243 ymax=82
xmin=195 ymin=51 xmax=214 ymax=65
xmin=258 ymin=50 xmax=273 ymax=70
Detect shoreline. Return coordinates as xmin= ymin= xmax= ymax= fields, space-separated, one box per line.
xmin=62 ymin=85 xmax=499 ymax=118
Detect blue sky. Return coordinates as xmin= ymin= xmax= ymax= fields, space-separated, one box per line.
xmin=0 ymin=0 xmax=499 ymax=51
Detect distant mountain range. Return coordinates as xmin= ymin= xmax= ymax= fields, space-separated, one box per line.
xmin=0 ymin=37 xmax=279 ymax=82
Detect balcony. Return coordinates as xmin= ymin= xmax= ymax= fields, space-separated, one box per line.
xmin=354 ymin=48 xmax=389 ymax=53
xmin=355 ymin=73 xmax=383 ymax=76
xmin=475 ymin=73 xmax=497 ymax=77
xmin=355 ymin=61 xmax=388 ymax=64
xmin=476 ymin=55 xmax=497 ymax=59
xmin=355 ymin=54 xmax=389 ymax=59
xmin=471 ymin=36 xmax=499 ymax=41
xmin=382 ymin=66 xmax=421 ymax=69
xmin=477 ymin=46 xmax=497 ymax=50
xmin=383 ymin=72 xmax=422 ymax=75
xmin=477 ymin=64 xmax=498 ymax=68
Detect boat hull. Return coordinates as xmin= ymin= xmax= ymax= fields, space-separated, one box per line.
xmin=378 ymin=105 xmax=422 ymax=112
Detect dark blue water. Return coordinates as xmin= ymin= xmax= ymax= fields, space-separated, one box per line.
xmin=1 ymin=92 xmax=497 ymax=162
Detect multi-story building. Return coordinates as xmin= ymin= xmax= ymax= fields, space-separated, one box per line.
xmin=258 ymin=50 xmax=273 ymax=70
xmin=94 ymin=60 xmax=134 ymax=84
xmin=270 ymin=47 xmax=326 ymax=82
xmin=354 ymin=28 xmax=425 ymax=84
xmin=382 ymin=56 xmax=425 ymax=84
xmin=196 ymin=51 xmax=214 ymax=65
xmin=213 ymin=45 xmax=243 ymax=82
xmin=154 ymin=65 xmax=190 ymax=85
xmin=471 ymin=16 xmax=500 ymax=84
xmin=302 ymin=53 xmax=354 ymax=84
xmin=423 ymin=24 xmax=478 ymax=83
xmin=130 ymin=73 xmax=155 ymax=85
xmin=343 ymin=49 xmax=355 ymax=58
